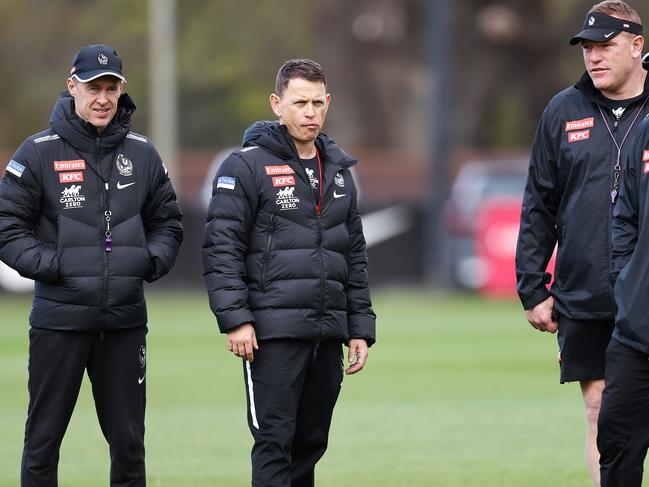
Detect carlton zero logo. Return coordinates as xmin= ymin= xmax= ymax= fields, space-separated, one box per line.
xmin=60 ymin=184 xmax=86 ymax=209
xmin=275 ymin=186 xmax=300 ymax=211
xmin=265 ymin=165 xmax=294 ymax=176
xmin=272 ymin=175 xmax=296 ymax=187
xmin=565 ymin=117 xmax=595 ymax=132
xmin=54 ymin=160 xmax=86 ymax=171
xmin=568 ymin=130 xmax=590 ymax=143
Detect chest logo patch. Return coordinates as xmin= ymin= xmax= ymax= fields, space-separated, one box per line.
xmin=54 ymin=160 xmax=86 ymax=171
xmin=565 ymin=117 xmax=594 ymax=132
xmin=334 ymin=172 xmax=345 ymax=187
xmin=275 ymin=186 xmax=300 ymax=211
xmin=116 ymin=154 xmax=133 ymax=177
xmin=59 ymin=172 xmax=84 ymax=183
xmin=568 ymin=130 xmax=590 ymax=143
xmin=60 ymin=185 xmax=86 ymax=209
xmin=305 ymin=168 xmax=319 ymax=189
xmin=265 ymin=165 xmax=294 ymax=175
xmin=272 ymin=175 xmax=295 ymax=187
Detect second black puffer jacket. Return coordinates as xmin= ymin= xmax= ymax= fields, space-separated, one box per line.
xmin=202 ymin=121 xmax=375 ymax=346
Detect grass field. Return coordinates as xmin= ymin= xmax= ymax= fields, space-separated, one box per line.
xmin=0 ymin=289 xmax=592 ymax=486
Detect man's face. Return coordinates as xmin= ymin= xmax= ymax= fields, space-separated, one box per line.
xmin=270 ymin=78 xmax=331 ymax=145
xmin=582 ymin=32 xmax=644 ymax=98
xmin=66 ymin=76 xmax=123 ymax=133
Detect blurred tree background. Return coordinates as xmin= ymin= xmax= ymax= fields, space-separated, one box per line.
xmin=2 ymin=0 xmax=648 ymax=155
xmin=1 ymin=0 xmax=649 ymax=287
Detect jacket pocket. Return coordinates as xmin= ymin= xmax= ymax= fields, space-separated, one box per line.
xmin=260 ymin=213 xmax=275 ymax=291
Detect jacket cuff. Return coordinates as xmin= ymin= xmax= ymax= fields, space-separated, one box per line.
xmin=520 ymin=287 xmax=551 ymax=311
xmin=217 ymin=308 xmax=255 ymax=334
xmin=348 ymin=314 xmax=376 ymax=347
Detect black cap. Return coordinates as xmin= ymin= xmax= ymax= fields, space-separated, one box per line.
xmin=70 ymin=44 xmax=126 ymax=82
xmin=570 ymin=12 xmax=643 ymax=45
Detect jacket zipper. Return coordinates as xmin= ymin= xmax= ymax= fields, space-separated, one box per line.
xmin=97 ymin=137 xmax=110 ymax=319
xmin=260 ymin=213 xmax=275 ymax=291
xmin=316 ymin=214 xmax=324 ymax=348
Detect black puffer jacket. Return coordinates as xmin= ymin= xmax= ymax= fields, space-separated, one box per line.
xmin=0 ymin=91 xmax=183 ymax=331
xmin=202 ymin=121 xmax=375 ymax=345
xmin=516 ymin=73 xmax=649 ymax=319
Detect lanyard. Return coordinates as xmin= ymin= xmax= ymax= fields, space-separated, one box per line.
xmin=597 ymin=97 xmax=649 ymax=203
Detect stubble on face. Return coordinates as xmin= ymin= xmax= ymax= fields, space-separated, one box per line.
xmin=270 ymin=78 xmax=330 ymax=155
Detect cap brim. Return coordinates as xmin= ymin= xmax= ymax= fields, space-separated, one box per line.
xmin=570 ymin=28 xmax=621 ymax=45
xmin=72 ymin=70 xmax=126 ymax=83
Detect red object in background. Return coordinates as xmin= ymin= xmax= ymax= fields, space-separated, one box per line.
xmin=475 ymin=196 xmax=556 ymax=298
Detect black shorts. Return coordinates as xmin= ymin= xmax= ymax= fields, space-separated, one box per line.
xmin=557 ymin=314 xmax=614 ymax=384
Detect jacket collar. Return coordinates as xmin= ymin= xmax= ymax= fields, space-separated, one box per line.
xmin=49 ymin=90 xmax=135 ymax=154
xmin=575 ymin=71 xmax=649 ymax=105
xmin=242 ymin=120 xmax=358 ymax=170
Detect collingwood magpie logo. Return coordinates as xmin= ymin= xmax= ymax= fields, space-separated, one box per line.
xmin=116 ymin=154 xmax=133 ymax=176
xmin=334 ymin=172 xmax=345 ymax=187
xmin=589 ymin=16 xmax=595 ymax=26
xmin=98 ymin=53 xmax=109 ymax=65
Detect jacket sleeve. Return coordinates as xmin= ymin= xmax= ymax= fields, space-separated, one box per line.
xmin=611 ymin=139 xmax=642 ymax=286
xmin=516 ymin=105 xmax=561 ymax=310
xmin=202 ymin=153 xmax=258 ymax=333
xmin=0 ymin=140 xmax=59 ymax=282
xmin=345 ymin=174 xmax=376 ymax=346
xmin=141 ymin=147 xmax=183 ymax=283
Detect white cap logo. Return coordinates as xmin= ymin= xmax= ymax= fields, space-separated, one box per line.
xmin=97 ymin=53 xmax=109 ymax=65
xmin=589 ymin=16 xmax=595 ymax=26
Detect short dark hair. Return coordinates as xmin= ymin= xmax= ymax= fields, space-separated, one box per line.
xmin=275 ymin=59 xmax=327 ymax=96
xmin=589 ymin=1 xmax=642 ymax=25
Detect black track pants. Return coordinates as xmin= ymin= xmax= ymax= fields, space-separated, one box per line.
xmin=21 ymin=326 xmax=147 ymax=487
xmin=243 ymin=340 xmax=343 ymax=487
xmin=598 ymin=338 xmax=649 ymax=487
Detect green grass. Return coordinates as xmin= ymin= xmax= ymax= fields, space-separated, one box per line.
xmin=0 ymin=289 xmax=591 ymax=486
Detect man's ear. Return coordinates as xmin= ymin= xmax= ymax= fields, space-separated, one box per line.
xmin=67 ymin=78 xmax=77 ymax=96
xmin=270 ymin=93 xmax=282 ymax=118
xmin=632 ymin=35 xmax=645 ymax=59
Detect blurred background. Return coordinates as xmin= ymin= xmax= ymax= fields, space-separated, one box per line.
xmin=4 ymin=0 xmax=647 ymax=295
xmin=2 ymin=1 xmax=649 ymax=485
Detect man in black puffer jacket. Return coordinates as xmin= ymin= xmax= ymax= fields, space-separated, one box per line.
xmin=0 ymin=44 xmax=183 ymax=486
xmin=203 ymin=59 xmax=375 ymax=487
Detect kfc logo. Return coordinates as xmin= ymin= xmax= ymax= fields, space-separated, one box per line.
xmin=643 ymin=150 xmax=649 ymax=162
xmin=272 ymin=175 xmax=296 ymax=187
xmin=59 ymin=172 xmax=84 ymax=183
xmin=568 ymin=130 xmax=590 ymax=143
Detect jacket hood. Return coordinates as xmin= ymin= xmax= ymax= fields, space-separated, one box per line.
xmin=49 ymin=90 xmax=136 ymax=153
xmin=242 ymin=120 xmax=357 ymax=168
xmin=575 ymin=70 xmax=649 ymax=105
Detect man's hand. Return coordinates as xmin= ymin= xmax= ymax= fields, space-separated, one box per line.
xmin=345 ymin=338 xmax=369 ymax=375
xmin=525 ymin=297 xmax=558 ymax=333
xmin=227 ymin=322 xmax=259 ymax=362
